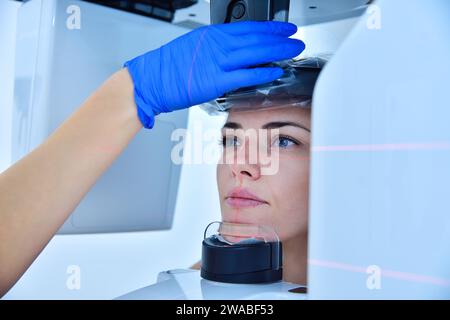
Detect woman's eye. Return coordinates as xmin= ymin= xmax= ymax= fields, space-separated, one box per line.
xmin=220 ymin=136 xmax=240 ymax=148
xmin=274 ymin=136 xmax=299 ymax=149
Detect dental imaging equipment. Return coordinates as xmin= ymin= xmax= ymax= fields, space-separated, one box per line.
xmin=120 ymin=0 xmax=450 ymax=300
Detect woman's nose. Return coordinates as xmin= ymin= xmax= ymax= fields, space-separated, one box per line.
xmin=229 ymin=137 xmax=261 ymax=180
xmin=231 ymin=162 xmax=261 ymax=181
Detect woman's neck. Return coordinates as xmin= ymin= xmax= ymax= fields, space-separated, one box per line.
xmin=282 ymin=232 xmax=308 ymax=285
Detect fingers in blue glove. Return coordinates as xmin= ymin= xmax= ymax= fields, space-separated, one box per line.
xmin=222 ymin=38 xmax=306 ymax=71
xmin=225 ymin=33 xmax=301 ymax=51
xmin=216 ymin=21 xmax=298 ymax=37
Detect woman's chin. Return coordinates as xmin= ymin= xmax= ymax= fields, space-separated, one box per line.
xmin=222 ymin=208 xmax=271 ymax=226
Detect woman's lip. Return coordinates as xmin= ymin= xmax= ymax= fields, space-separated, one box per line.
xmin=225 ymin=188 xmax=268 ymax=208
xmin=226 ymin=188 xmax=267 ymax=203
xmin=225 ymin=197 xmax=268 ymax=208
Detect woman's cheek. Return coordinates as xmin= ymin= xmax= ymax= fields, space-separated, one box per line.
xmin=271 ymin=156 xmax=309 ymax=240
xmin=216 ymin=163 xmax=227 ymax=200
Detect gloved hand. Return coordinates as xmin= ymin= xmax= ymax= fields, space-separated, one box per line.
xmin=124 ymin=21 xmax=305 ymax=129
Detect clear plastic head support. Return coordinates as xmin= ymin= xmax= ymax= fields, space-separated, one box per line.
xmin=204 ymin=221 xmax=280 ymax=245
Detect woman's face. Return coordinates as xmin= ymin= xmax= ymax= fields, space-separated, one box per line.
xmin=217 ymin=106 xmax=311 ymax=242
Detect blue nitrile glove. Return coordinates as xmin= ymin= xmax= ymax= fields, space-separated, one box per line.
xmin=124 ymin=21 xmax=305 ymax=129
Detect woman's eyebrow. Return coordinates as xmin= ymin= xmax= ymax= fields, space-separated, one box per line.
xmin=261 ymin=121 xmax=310 ymax=132
xmin=222 ymin=122 xmax=242 ymax=129
xmin=222 ymin=121 xmax=310 ymax=132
